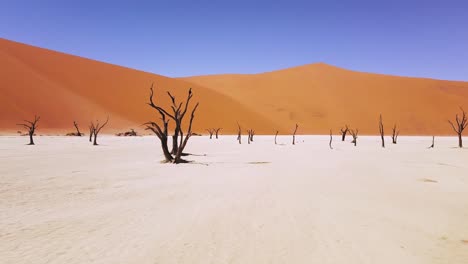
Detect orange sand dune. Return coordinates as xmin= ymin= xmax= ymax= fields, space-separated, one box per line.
xmin=2 ymin=38 xmax=468 ymax=136
xmin=182 ymin=63 xmax=468 ymax=135
xmin=0 ymin=38 xmax=279 ymax=135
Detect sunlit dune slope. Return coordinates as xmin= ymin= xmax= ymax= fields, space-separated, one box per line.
xmin=182 ymin=63 xmax=468 ymax=135
xmin=0 ymin=38 xmax=279 ymax=135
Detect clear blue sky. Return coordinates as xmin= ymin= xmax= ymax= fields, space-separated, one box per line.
xmin=1 ymin=0 xmax=467 ymax=80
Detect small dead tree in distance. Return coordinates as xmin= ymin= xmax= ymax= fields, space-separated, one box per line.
xmin=275 ymin=130 xmax=279 ymax=145
xmin=428 ymin=136 xmax=435 ymax=149
xmin=215 ymin=128 xmax=222 ymax=139
xmin=292 ymin=124 xmax=298 ymax=145
xmin=206 ymin=128 xmax=214 ymax=139
xmin=350 ymin=128 xmax=358 ymax=146
xmin=340 ymin=125 xmax=349 ymax=141
xmin=145 ymin=85 xmax=199 ymax=163
xmin=379 ymin=114 xmax=385 ymax=148
xmin=88 ymin=123 xmax=94 ymax=142
xmin=391 ymin=124 xmax=399 ymax=144
xmin=73 ymin=121 xmax=83 ymax=136
xmin=17 ymin=115 xmax=40 ymax=145
xmin=247 ymin=129 xmax=255 ymax=144
xmin=448 ymin=107 xmax=468 ymax=148
xmin=91 ymin=116 xmax=109 ymax=146
xmin=237 ymin=123 xmax=242 ymax=144
xmin=329 ymin=129 xmax=333 ymax=149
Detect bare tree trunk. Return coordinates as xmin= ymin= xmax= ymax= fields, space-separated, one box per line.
xmin=448 ymin=107 xmax=467 ymax=148
xmin=215 ymin=128 xmax=222 ymax=139
xmin=350 ymin=129 xmax=358 ymax=146
xmin=391 ymin=124 xmax=399 ymax=144
xmin=171 ymin=123 xmax=181 ymax=154
xmin=93 ymin=132 xmax=98 ymax=145
xmin=292 ymin=124 xmax=298 ymax=145
xmin=89 ymin=124 xmax=94 ymax=142
xmin=275 ymin=130 xmax=279 ymax=145
xmin=29 ymin=132 xmax=34 ymax=145
xmin=237 ymin=123 xmax=242 ymax=144
xmin=428 ymin=136 xmax=435 ymax=148
xmin=341 ymin=125 xmax=349 ymax=141
xmin=379 ymin=114 xmax=385 ymax=148
xmin=73 ymin=121 xmax=82 ymax=136
xmin=329 ymin=129 xmax=333 ymax=149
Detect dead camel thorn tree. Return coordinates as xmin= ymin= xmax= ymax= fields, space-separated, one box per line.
xmin=340 ymin=125 xmax=349 ymax=141
xmin=145 ymin=85 xmax=199 ymax=163
xmin=428 ymin=136 xmax=435 ymax=149
xmin=350 ymin=128 xmax=359 ymax=146
xmin=206 ymin=128 xmax=214 ymax=139
xmin=237 ymin=123 xmax=242 ymax=144
xmin=379 ymin=114 xmax=385 ymax=148
xmin=73 ymin=121 xmax=83 ymax=136
xmin=247 ymin=129 xmax=255 ymax=144
xmin=17 ymin=115 xmax=40 ymax=145
xmin=275 ymin=130 xmax=279 ymax=145
xmin=88 ymin=123 xmax=94 ymax=142
xmin=329 ymin=129 xmax=333 ymax=149
xmin=448 ymin=107 xmax=468 ymax=148
xmin=90 ymin=116 xmax=109 ymax=146
xmin=391 ymin=124 xmax=400 ymax=144
xmin=215 ymin=128 xmax=222 ymax=139
xmin=292 ymin=124 xmax=299 ymax=145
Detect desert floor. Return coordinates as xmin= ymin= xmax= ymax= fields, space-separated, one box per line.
xmin=1 ymin=135 xmax=467 ymax=264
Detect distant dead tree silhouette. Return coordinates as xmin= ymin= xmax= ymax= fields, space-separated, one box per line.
xmin=237 ymin=123 xmax=242 ymax=144
xmin=340 ymin=125 xmax=349 ymax=141
xmin=428 ymin=136 xmax=435 ymax=149
xmin=17 ymin=115 xmax=40 ymax=145
xmin=88 ymin=123 xmax=94 ymax=142
xmin=144 ymin=84 xmax=199 ymax=163
xmin=350 ymin=128 xmax=358 ymax=146
xmin=329 ymin=129 xmax=333 ymax=149
xmin=379 ymin=114 xmax=385 ymax=148
xmin=206 ymin=128 xmax=214 ymax=139
xmin=73 ymin=121 xmax=83 ymax=136
xmin=391 ymin=124 xmax=399 ymax=144
xmin=90 ymin=116 xmax=109 ymax=146
xmin=247 ymin=129 xmax=255 ymax=143
xmin=215 ymin=128 xmax=222 ymax=139
xmin=448 ymin=107 xmax=467 ymax=148
xmin=275 ymin=130 xmax=279 ymax=145
xmin=292 ymin=124 xmax=298 ymax=145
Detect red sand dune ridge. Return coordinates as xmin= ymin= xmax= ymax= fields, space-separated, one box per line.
xmin=1 ymin=38 xmax=468 ymax=135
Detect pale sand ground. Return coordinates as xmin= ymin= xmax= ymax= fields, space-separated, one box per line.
xmin=1 ymin=135 xmax=467 ymax=264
